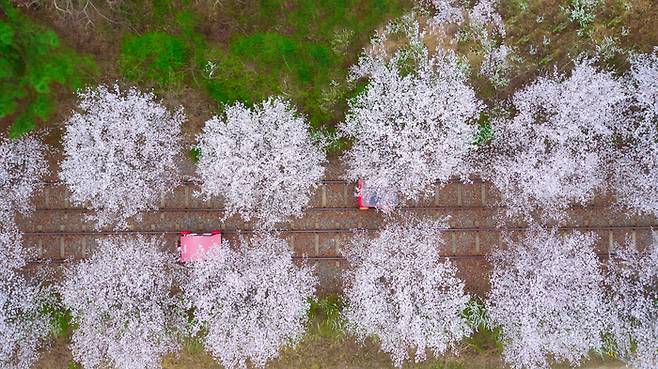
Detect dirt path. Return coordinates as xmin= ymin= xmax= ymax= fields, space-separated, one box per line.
xmin=36 ymin=334 xmax=628 ymax=369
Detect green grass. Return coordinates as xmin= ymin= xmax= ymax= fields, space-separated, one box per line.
xmin=118 ymin=0 xmax=411 ymax=131
xmin=306 ymin=294 xmax=346 ymax=341
xmin=0 ymin=0 xmax=96 ymax=138
xmin=424 ymin=362 xmax=466 ymax=369
xmin=474 ymin=113 xmax=494 ymax=147
xmin=500 ymin=0 xmax=652 ymax=79
xmin=188 ymin=147 xmax=201 ymax=163
xmin=41 ymin=298 xmax=74 ymax=338
xmin=120 ymin=31 xmax=190 ymax=88
xmin=182 ymin=336 xmax=205 ymax=355
xmin=214 ymin=0 xmax=411 ymax=127
xmin=465 ymin=328 xmax=504 ymax=354
xmin=461 ymin=298 xmax=504 ymax=354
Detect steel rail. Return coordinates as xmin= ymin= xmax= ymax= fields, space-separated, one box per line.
xmin=31 ymin=205 xmax=503 ymax=212
xmin=21 ymin=225 xmax=658 ymax=237
xmin=26 ymin=255 xmax=349 ymax=264
xmin=30 ymin=201 xmax=633 ymax=212
xmin=26 ymin=255 xmax=486 ymax=263
xmin=40 ymin=179 xmax=347 ymax=185
xmin=39 ymin=177 xmax=487 ymax=186
xmin=25 ymin=252 xmax=620 ymax=265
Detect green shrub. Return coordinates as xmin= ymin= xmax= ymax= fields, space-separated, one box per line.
xmin=202 ymin=49 xmax=275 ymax=105
xmin=201 ymin=32 xmax=334 ymax=117
xmin=119 ymin=1 xmax=209 ymax=90
xmin=474 ymin=113 xmax=494 ymax=147
xmin=461 ymin=298 xmax=503 ymax=354
xmin=561 ymin=0 xmax=602 ymax=36
xmin=0 ymin=0 xmax=96 ymax=138
xmin=229 ymin=32 xmax=333 ymax=87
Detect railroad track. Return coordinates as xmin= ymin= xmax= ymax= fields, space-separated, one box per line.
xmin=23 ymin=226 xmax=645 ymax=294
xmin=23 ymin=225 xmax=654 ymax=262
xmin=23 ymin=249 xmax=620 ymax=296
xmin=39 ymin=178 xmax=487 ymax=186
xmin=29 ymin=163 xmax=648 ymax=295
xmin=40 ymin=179 xmax=350 ymax=186
xmin=26 ymin=254 xmax=495 ymax=264
xmin=31 ymin=203 xmax=633 ymax=212
xmin=25 ymin=178 xmax=657 ymax=282
xmin=31 ymin=205 xmax=502 ymax=212
xmin=34 ymin=179 xmax=499 ymax=211
xmin=34 ymin=178 xmax=624 ymax=213
xmin=20 ymin=225 xmax=658 ymax=236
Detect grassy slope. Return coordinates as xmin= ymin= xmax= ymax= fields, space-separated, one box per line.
xmin=115 ymin=0 xmax=413 ymax=129
xmin=5 ymin=0 xmax=656 ymax=138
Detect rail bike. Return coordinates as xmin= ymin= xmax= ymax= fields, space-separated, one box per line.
xmin=178 ymin=230 xmax=222 ymax=262
xmin=356 ymin=179 xmax=398 ymax=210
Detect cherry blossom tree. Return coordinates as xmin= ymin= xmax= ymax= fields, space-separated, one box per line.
xmin=0 ymin=265 xmax=51 ymax=369
xmin=0 ymin=230 xmax=30 ymax=273
xmin=421 ymin=0 xmax=505 ymax=34
xmin=421 ymin=0 xmax=511 ymax=88
xmin=468 ymin=0 xmax=506 ymax=41
xmin=60 ymin=235 xmax=185 ymax=369
xmin=195 ymin=98 xmax=326 ymax=227
xmin=0 ymin=135 xmax=48 ymax=232
xmin=480 ymin=44 xmax=511 ymax=88
xmin=606 ymin=234 xmax=658 ymax=369
xmin=611 ymin=49 xmax=658 ymax=217
xmin=342 ymin=218 xmax=471 ymax=367
xmin=340 ymin=20 xmax=482 ymax=212
xmin=182 ymin=233 xmax=316 ymax=369
xmin=487 ymin=226 xmax=607 ymax=369
xmin=59 ymin=84 xmax=185 ymax=230
xmin=484 ymin=59 xmax=628 ymax=221
xmin=0 ymin=135 xmax=48 ymax=269
xmin=419 ymin=0 xmax=464 ymax=25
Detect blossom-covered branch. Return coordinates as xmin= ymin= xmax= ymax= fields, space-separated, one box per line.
xmin=340 ymin=19 xmax=482 ymax=211
xmin=182 ymin=233 xmax=316 ymax=369
xmin=60 ymin=85 xmax=185 ymax=230
xmin=195 ymin=98 xmax=326 ymax=227
xmin=487 ymin=226 xmax=607 ymax=369
xmin=0 ymin=265 xmax=51 ymax=369
xmin=606 ymin=234 xmax=658 ymax=369
xmin=0 ymin=135 xmax=48 ymax=232
xmin=60 ymin=235 xmax=185 ymax=369
xmin=342 ymin=218 xmax=471 ymax=367
xmin=484 ymin=59 xmax=628 ymax=221
xmin=611 ymin=48 xmax=658 ymax=217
